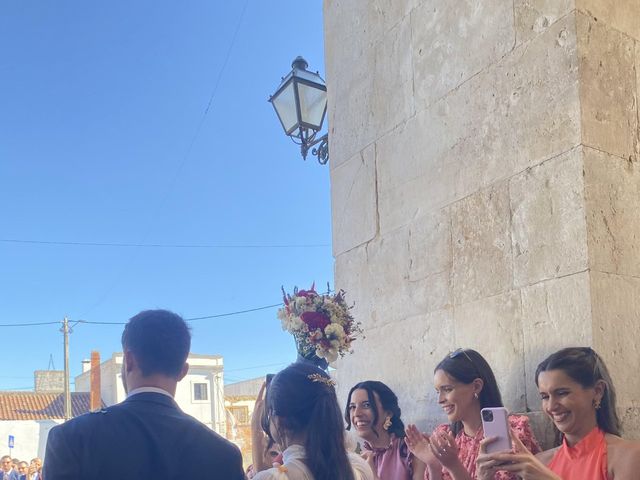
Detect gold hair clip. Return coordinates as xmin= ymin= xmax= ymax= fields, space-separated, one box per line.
xmin=307 ymin=373 xmax=336 ymax=387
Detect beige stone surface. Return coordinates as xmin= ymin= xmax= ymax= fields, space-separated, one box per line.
xmin=454 ymin=290 xmax=526 ymax=412
xmin=521 ymin=272 xmax=592 ymax=408
xmin=334 ymin=308 xmax=455 ymax=431
xmin=577 ymin=0 xmax=640 ymax=40
xmin=577 ymin=11 xmax=638 ymax=161
xmin=510 ymin=147 xmax=588 ymax=287
xmin=371 ymin=15 xmax=415 ymax=141
xmin=451 ymin=182 xmax=513 ymax=305
xmin=584 ymin=147 xmax=640 ymax=277
xmin=590 ymin=271 xmax=640 ymax=408
xmin=525 ymin=411 xmax=559 ymax=450
xmin=407 ymin=209 xmax=452 ymax=313
xmin=334 ymin=244 xmax=375 ymax=333
xmin=410 ymin=0 xmax=515 ymax=109
xmin=376 ymin=15 xmax=580 ymax=232
xmin=330 ymin=144 xmax=378 ymax=256
xmin=514 ymin=0 xmax=575 ymax=44
xmin=620 ymin=407 xmax=640 ymax=440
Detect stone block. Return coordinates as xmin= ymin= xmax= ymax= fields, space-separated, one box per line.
xmin=510 ymin=147 xmax=588 ymax=287
xmin=371 ymin=15 xmax=415 ymax=140
xmin=324 ymin=2 xmax=376 ymax=168
xmin=334 ymin=308 xmax=455 ymax=432
xmin=521 ymin=272 xmax=592 ymax=408
xmin=525 ymin=411 xmax=559 ymax=450
xmin=514 ymin=0 xmax=575 ymax=44
xmin=577 ymin=12 xmax=638 ymax=161
xmin=330 ymin=144 xmax=378 ymax=256
xmin=584 ymin=147 xmax=640 ymax=277
xmin=376 ymin=15 xmax=580 ymax=224
xmin=577 ymin=0 xmax=640 ymax=40
xmin=334 ymin=244 xmax=375 ymax=330
xmin=451 ymin=182 xmax=513 ymax=305
xmin=590 ymin=271 xmax=640 ymax=408
xmin=453 ymin=15 xmax=580 ymax=196
xmin=453 ymin=290 xmax=526 ymax=412
xmin=410 ymin=0 xmax=515 ymax=109
xmin=620 ymin=406 xmax=640 ymax=440
xmin=407 ymin=208 xmax=452 ymax=313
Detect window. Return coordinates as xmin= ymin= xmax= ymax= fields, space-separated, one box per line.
xmin=193 ymin=382 xmax=208 ymax=401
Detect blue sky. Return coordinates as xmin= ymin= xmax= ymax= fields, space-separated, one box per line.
xmin=0 ymin=1 xmax=331 ymax=388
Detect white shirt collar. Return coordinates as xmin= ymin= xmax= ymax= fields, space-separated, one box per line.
xmin=126 ymin=386 xmax=173 ymax=399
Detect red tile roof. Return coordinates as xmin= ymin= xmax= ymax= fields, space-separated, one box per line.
xmin=0 ymin=392 xmax=104 ymax=420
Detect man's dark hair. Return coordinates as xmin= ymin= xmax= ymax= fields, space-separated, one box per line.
xmin=121 ymin=310 xmax=191 ymax=378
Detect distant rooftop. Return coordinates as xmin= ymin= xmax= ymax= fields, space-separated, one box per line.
xmin=0 ymin=392 xmax=103 ymax=420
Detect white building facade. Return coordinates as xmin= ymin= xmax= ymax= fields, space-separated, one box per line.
xmin=75 ymin=353 xmax=226 ymax=435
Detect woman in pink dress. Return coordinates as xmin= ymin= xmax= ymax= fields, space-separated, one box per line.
xmin=405 ymin=349 xmax=540 ymax=480
xmin=345 ymin=381 xmax=426 ymax=480
xmin=476 ymin=347 xmax=640 ymax=479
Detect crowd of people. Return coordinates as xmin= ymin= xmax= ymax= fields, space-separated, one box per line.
xmin=0 ymin=456 xmax=42 ymax=480
xmin=35 ymin=309 xmax=640 ymax=480
xmin=249 ymin=347 xmax=640 ymax=480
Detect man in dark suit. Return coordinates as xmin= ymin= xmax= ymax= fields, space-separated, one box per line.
xmin=43 ymin=309 xmax=245 ymax=480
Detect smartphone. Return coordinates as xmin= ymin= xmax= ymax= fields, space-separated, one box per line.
xmin=481 ymin=407 xmax=511 ymax=453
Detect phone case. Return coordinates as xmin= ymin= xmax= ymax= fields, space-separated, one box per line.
xmin=481 ymin=407 xmax=511 ymax=453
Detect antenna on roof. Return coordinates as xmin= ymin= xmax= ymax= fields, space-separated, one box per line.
xmin=48 ymin=354 xmax=56 ymax=371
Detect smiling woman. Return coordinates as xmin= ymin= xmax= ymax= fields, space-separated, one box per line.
xmin=345 ymin=381 xmax=426 ymax=480
xmin=405 ymin=349 xmax=540 ymax=480
xmin=477 ymin=347 xmax=640 ymax=480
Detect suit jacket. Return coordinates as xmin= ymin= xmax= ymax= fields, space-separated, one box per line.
xmin=43 ymin=392 xmax=245 ymax=480
xmin=1 ymin=471 xmax=19 ymax=480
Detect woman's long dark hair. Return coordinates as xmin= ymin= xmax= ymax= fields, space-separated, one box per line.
xmin=435 ymin=349 xmax=503 ymax=436
xmin=262 ymin=363 xmax=355 ymax=480
xmin=344 ymin=380 xmax=406 ymax=439
xmin=535 ymin=347 xmax=621 ymax=436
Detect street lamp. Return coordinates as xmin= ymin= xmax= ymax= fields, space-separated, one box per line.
xmin=269 ymin=56 xmax=329 ymax=165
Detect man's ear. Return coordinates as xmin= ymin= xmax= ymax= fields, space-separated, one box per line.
xmin=123 ymin=350 xmax=136 ymax=374
xmin=177 ymin=362 xmax=189 ymax=381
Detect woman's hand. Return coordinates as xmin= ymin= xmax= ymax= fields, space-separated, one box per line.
xmin=405 ymin=424 xmax=441 ymax=470
xmin=477 ymin=430 xmax=561 ymax=480
xmin=429 ymin=431 xmax=461 ymax=471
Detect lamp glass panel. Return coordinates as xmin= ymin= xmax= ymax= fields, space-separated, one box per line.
xmin=297 ymin=82 xmax=327 ymax=130
xmin=271 ymin=81 xmax=299 ymax=134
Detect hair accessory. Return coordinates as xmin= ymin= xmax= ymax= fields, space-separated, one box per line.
xmin=307 ymin=373 xmax=336 ymax=387
xmin=383 ymin=416 xmax=393 ymax=431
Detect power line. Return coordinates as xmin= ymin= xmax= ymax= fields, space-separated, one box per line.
xmin=77 ymin=0 xmax=250 ymax=316
xmin=0 ymin=238 xmax=330 ymax=249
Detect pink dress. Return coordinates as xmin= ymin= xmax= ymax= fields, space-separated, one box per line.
xmin=424 ymin=415 xmax=540 ymax=480
xmin=363 ymin=434 xmax=414 ymax=480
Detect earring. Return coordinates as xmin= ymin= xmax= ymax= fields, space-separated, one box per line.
xmin=594 ymin=399 xmax=601 ymax=410
xmin=474 ymin=392 xmax=479 ymax=400
xmin=383 ymin=416 xmax=392 ymax=430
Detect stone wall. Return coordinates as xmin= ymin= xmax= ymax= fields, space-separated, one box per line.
xmin=325 ymin=0 xmax=640 ymax=442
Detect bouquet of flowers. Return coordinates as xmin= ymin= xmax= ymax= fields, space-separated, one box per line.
xmin=278 ymin=284 xmax=362 ymax=365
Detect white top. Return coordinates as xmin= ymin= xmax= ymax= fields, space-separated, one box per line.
xmin=254 ymin=444 xmax=374 ymax=480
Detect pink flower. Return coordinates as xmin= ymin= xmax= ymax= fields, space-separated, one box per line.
xmin=301 ymin=311 xmax=330 ymax=331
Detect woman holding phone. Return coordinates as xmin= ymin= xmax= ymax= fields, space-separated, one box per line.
xmin=476 ymin=347 xmax=640 ymax=479
xmin=345 ymin=381 xmax=426 ymax=480
xmin=405 ymin=348 xmax=540 ymax=480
